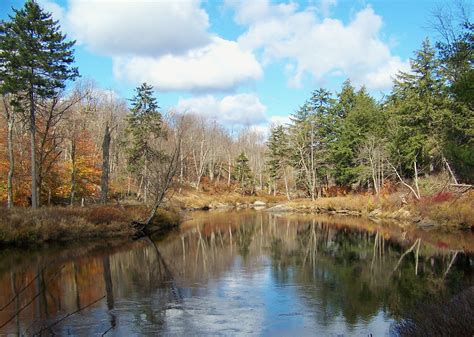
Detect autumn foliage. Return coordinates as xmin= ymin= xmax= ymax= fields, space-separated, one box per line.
xmin=0 ymin=114 xmax=102 ymax=206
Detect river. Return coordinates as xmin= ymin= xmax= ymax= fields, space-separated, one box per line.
xmin=0 ymin=210 xmax=472 ymax=336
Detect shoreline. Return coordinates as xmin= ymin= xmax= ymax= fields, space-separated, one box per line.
xmin=0 ymin=205 xmax=179 ymax=247
xmin=1 ymin=192 xmax=472 ymax=247
xmin=171 ymin=191 xmax=473 ymax=231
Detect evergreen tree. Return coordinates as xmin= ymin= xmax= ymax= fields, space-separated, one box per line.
xmin=329 ymin=81 xmax=358 ymax=186
xmin=329 ymin=82 xmax=384 ymax=187
xmin=388 ymin=39 xmax=449 ymax=177
xmin=266 ymin=125 xmax=290 ymax=198
xmin=234 ymin=152 xmax=253 ymax=194
xmin=436 ymin=21 xmax=473 ymax=182
xmin=289 ymin=88 xmax=335 ymax=199
xmin=125 ymin=83 xmax=163 ymax=174
xmin=0 ymin=0 xmax=79 ymax=208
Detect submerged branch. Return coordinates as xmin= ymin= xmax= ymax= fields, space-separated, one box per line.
xmin=0 ymin=265 xmax=65 ymax=329
xmin=0 ymin=266 xmax=46 ymax=311
xmin=32 ymin=295 xmax=105 ymax=335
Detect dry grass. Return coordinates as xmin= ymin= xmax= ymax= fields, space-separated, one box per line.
xmin=410 ymin=191 xmax=474 ymax=228
xmin=0 ymin=204 xmax=179 ymax=246
xmin=171 ymin=189 xmax=285 ymax=209
xmin=287 ymin=193 xmax=405 ymax=213
xmin=288 ymin=195 xmax=372 ymax=212
xmin=284 ymin=190 xmax=473 ymax=228
xmin=174 ymin=186 xmax=473 ymax=229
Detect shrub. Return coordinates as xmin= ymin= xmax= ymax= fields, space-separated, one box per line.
xmin=150 ymin=208 xmax=181 ymax=229
xmin=431 ymin=192 xmax=453 ymax=203
xmin=86 ymin=206 xmax=130 ymax=224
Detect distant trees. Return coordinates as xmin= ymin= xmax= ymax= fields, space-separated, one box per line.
xmin=0 ymin=0 xmax=79 ymax=208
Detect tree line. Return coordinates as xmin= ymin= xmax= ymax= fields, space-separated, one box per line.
xmin=267 ymin=9 xmax=472 ymax=200
xmin=0 ymin=1 xmax=472 ymax=209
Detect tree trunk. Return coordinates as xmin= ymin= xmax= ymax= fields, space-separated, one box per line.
xmin=70 ymin=137 xmax=76 ymax=206
xmin=29 ymin=92 xmax=38 ymax=209
xmin=101 ymin=123 xmax=111 ymax=204
xmin=6 ymin=106 xmax=14 ymax=208
xmin=102 ymin=256 xmax=114 ymax=310
xmin=283 ymin=168 xmax=291 ymax=201
xmin=227 ymin=155 xmax=232 ymax=186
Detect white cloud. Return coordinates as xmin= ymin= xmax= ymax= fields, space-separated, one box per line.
xmin=364 ymin=56 xmax=410 ymax=90
xmin=231 ymin=3 xmax=409 ymax=90
xmin=40 ymin=0 xmax=262 ymax=92
xmin=318 ymin=0 xmax=338 ymax=17
xmin=269 ymin=115 xmax=291 ymax=126
xmin=252 ymin=115 xmax=291 ymax=138
xmin=176 ymin=93 xmax=267 ymax=126
xmin=39 ymin=0 xmax=66 ymax=22
xmin=113 ymin=37 xmax=262 ymax=92
xmin=62 ymin=0 xmax=210 ymax=56
xmin=225 ymin=0 xmax=297 ymax=26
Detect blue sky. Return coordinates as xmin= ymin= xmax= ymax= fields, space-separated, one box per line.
xmin=0 ymin=0 xmax=457 ymax=131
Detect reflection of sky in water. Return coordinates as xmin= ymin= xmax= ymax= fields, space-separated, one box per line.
xmin=0 ymin=210 xmax=471 ymax=336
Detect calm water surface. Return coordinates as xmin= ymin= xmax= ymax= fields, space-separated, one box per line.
xmin=0 ymin=210 xmax=472 ymax=336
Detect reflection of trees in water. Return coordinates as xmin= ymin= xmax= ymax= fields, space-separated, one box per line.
xmin=264 ymin=216 xmax=473 ymax=333
xmin=0 ymin=211 xmax=471 ymax=335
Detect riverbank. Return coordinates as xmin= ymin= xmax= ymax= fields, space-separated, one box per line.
xmin=171 ymin=190 xmax=474 ymax=230
xmin=1 ymin=190 xmax=471 ymax=246
xmin=0 ymin=205 xmax=180 ymax=246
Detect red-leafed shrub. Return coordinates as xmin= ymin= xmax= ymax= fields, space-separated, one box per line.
xmin=431 ymin=192 xmax=453 ymax=203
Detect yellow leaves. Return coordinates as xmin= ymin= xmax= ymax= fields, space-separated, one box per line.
xmin=0 ymin=121 xmax=103 ymax=204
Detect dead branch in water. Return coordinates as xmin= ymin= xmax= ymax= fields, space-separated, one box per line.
xmin=0 ymin=265 xmax=65 ymax=329
xmin=32 ymin=295 xmax=105 ymax=335
xmin=0 ymin=266 xmax=46 ymax=311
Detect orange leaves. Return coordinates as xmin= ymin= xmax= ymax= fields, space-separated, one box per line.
xmin=0 ymin=116 xmax=103 ymax=205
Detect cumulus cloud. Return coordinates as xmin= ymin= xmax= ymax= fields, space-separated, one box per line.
xmin=40 ymin=0 xmax=262 ymax=92
xmin=230 ymin=2 xmax=409 ymax=90
xmin=364 ymin=56 xmax=410 ymax=90
xmin=60 ymin=0 xmax=210 ymax=56
xmin=113 ymin=37 xmax=262 ymax=92
xmin=176 ymin=93 xmax=267 ymax=126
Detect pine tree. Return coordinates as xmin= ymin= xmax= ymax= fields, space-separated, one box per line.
xmin=124 ymin=83 xmax=164 ymax=202
xmin=0 ymin=0 xmax=79 ymax=208
xmin=388 ymin=39 xmax=449 ymax=177
xmin=266 ymin=125 xmax=290 ymax=198
xmin=234 ymin=152 xmax=253 ymax=194
xmin=330 ymin=84 xmax=383 ymax=187
xmin=289 ymin=88 xmax=335 ymax=199
xmin=125 ymin=83 xmax=163 ymax=174
xmin=436 ymin=21 xmax=473 ymax=182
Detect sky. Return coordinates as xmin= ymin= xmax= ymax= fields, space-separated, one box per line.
xmin=0 ymin=0 xmax=460 ymax=133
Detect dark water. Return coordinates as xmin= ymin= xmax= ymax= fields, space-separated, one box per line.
xmin=0 ymin=210 xmax=472 ymax=336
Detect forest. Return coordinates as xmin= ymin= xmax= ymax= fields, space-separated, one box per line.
xmin=0 ymin=1 xmax=472 ymax=228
